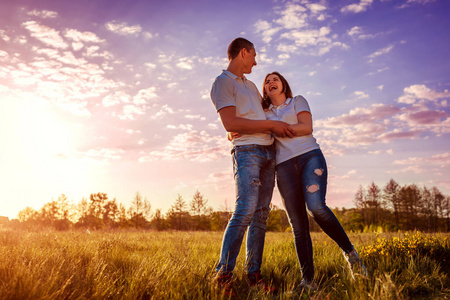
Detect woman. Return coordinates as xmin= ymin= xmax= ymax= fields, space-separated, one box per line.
xmin=262 ymin=71 xmax=367 ymax=289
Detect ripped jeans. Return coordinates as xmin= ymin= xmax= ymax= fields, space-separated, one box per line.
xmin=216 ymin=144 xmax=276 ymax=276
xmin=276 ymin=149 xmax=353 ymax=282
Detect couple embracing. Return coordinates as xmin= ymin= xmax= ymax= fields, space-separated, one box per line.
xmin=210 ymin=37 xmax=367 ymax=296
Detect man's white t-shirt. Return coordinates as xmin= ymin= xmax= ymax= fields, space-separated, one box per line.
xmin=210 ymin=70 xmax=274 ymax=146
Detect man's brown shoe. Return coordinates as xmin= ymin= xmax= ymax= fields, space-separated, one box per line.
xmin=216 ymin=273 xmax=236 ymax=297
xmin=247 ymin=272 xmax=277 ymax=294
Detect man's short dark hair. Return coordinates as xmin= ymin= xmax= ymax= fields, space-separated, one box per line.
xmin=227 ymin=37 xmax=254 ymax=61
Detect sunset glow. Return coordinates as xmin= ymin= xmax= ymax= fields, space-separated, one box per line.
xmin=0 ymin=0 xmax=449 ymax=219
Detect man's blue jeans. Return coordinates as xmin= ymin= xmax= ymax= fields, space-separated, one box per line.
xmin=216 ymin=144 xmax=276 ymax=276
xmin=276 ymin=149 xmax=353 ymax=282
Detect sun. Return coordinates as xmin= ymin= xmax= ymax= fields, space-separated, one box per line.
xmin=1 ymin=94 xmax=96 ymax=211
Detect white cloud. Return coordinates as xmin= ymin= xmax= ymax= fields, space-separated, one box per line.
xmin=57 ymin=148 xmax=124 ymax=164
xmin=280 ymin=27 xmax=334 ymax=54
xmin=0 ymin=50 xmax=9 ymax=61
xmin=368 ymin=67 xmax=390 ymax=76
xmin=275 ymin=3 xmax=309 ymax=29
xmin=22 ymin=21 xmax=68 ymax=49
xmin=144 ymin=63 xmax=156 ymax=70
xmin=368 ymin=150 xmax=383 ymax=155
xmin=314 ymin=89 xmax=450 ymax=151
xmin=254 ymin=20 xmax=281 ymax=44
xmin=64 ymin=29 xmax=104 ymax=44
xmin=72 ymin=42 xmax=84 ymax=51
xmin=0 ymin=84 xmax=9 ymax=92
xmin=399 ymin=0 xmax=437 ymax=8
xmin=176 ymin=57 xmax=194 ymax=70
xmin=133 ymin=87 xmax=158 ymax=105
xmin=354 ymin=91 xmax=369 ymax=99
xmin=277 ymin=43 xmax=298 ymax=53
xmin=167 ymin=82 xmax=178 ymax=89
xmin=139 ymin=131 xmax=229 ymax=162
xmin=14 ymin=35 xmax=27 ymax=44
xmin=3 ymin=39 xmax=126 ymax=118
xmin=347 ymin=26 xmax=363 ymax=38
xmin=394 ymin=152 xmax=450 ymax=166
xmin=85 ymin=45 xmax=99 ymax=57
xmin=256 ymin=2 xmax=344 ymax=56
xmin=406 ymin=0 xmax=437 ymax=3
xmin=120 ymin=104 xmax=146 ymax=120
xmin=167 ymin=124 xmax=193 ymax=131
xmin=368 ymin=45 xmax=394 ymax=59
xmin=306 ymin=3 xmax=327 ymax=14
xmin=387 ymin=165 xmax=424 ymax=174
xmin=151 ymin=104 xmax=175 ymax=120
xmin=103 ymin=91 xmax=131 ymax=107
xmin=208 ymin=123 xmax=218 ymax=130
xmin=0 ymin=30 xmax=10 ymax=42
xmin=398 ymin=84 xmax=450 ymax=104
xmin=27 ymin=10 xmax=58 ymax=19
xmin=185 ymin=114 xmax=202 ymax=120
xmin=397 ymin=109 xmax=447 ymax=126
xmin=341 ymin=0 xmax=374 ymax=14
xmin=105 ymin=21 xmax=142 ymax=36
xmin=142 ymin=31 xmax=154 ymax=40
xmin=57 ymin=51 xmax=84 ymax=65
xmin=347 ymin=26 xmax=380 ymax=40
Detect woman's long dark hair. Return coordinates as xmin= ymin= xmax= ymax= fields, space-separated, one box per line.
xmin=262 ymin=71 xmax=293 ymax=109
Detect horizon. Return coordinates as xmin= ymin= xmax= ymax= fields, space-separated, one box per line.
xmin=1 ymin=0 xmax=449 ymax=220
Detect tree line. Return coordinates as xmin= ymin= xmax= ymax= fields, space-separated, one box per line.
xmin=7 ymin=179 xmax=450 ymax=232
xmin=351 ymin=179 xmax=450 ymax=232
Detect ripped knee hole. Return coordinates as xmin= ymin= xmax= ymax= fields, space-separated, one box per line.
xmin=250 ymin=179 xmax=262 ymax=187
xmin=306 ymin=184 xmax=319 ymax=193
xmin=314 ymin=169 xmax=323 ymax=176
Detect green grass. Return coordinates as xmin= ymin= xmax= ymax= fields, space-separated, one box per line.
xmin=0 ymin=229 xmax=448 ymax=299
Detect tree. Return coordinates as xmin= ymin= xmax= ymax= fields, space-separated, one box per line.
xmin=17 ymin=206 xmax=37 ymax=222
xmin=366 ymin=181 xmax=382 ymax=225
xmin=190 ymin=190 xmax=208 ymax=216
xmin=338 ymin=208 xmax=364 ymax=232
xmin=398 ymin=184 xmax=422 ymax=230
xmin=77 ymin=197 xmax=89 ymax=220
xmin=421 ymin=187 xmax=435 ymax=231
xmin=354 ymin=185 xmax=368 ymax=226
xmin=103 ymin=198 xmax=120 ymax=228
xmin=432 ymin=187 xmax=445 ymax=231
xmin=266 ymin=204 xmax=290 ymax=232
xmin=39 ymin=200 xmax=59 ymax=227
xmin=150 ymin=209 xmax=167 ymax=231
xmin=209 ymin=211 xmax=231 ymax=231
xmin=166 ymin=194 xmax=190 ymax=230
xmin=57 ymin=194 xmax=71 ymax=221
xmin=117 ymin=203 xmax=129 ymax=228
xmin=76 ymin=193 xmax=109 ymax=229
xmin=445 ymin=196 xmax=450 ymax=231
xmin=383 ymin=179 xmax=400 ymax=227
xmin=189 ymin=190 xmax=212 ymax=230
xmin=172 ymin=194 xmax=187 ymax=213
xmin=129 ymin=192 xmax=151 ymax=228
xmin=89 ymin=193 xmax=108 ymax=219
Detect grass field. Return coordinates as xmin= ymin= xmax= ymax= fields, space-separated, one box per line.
xmin=0 ymin=229 xmax=449 ymax=299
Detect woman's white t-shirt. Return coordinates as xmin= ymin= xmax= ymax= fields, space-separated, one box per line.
xmin=265 ymin=95 xmax=320 ymax=165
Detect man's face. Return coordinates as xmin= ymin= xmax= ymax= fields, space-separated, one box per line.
xmin=243 ymin=47 xmax=257 ymax=74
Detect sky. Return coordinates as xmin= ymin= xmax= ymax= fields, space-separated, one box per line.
xmin=0 ymin=0 xmax=449 ymax=220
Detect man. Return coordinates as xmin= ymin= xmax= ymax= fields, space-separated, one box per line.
xmin=210 ymin=37 xmax=293 ymax=296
